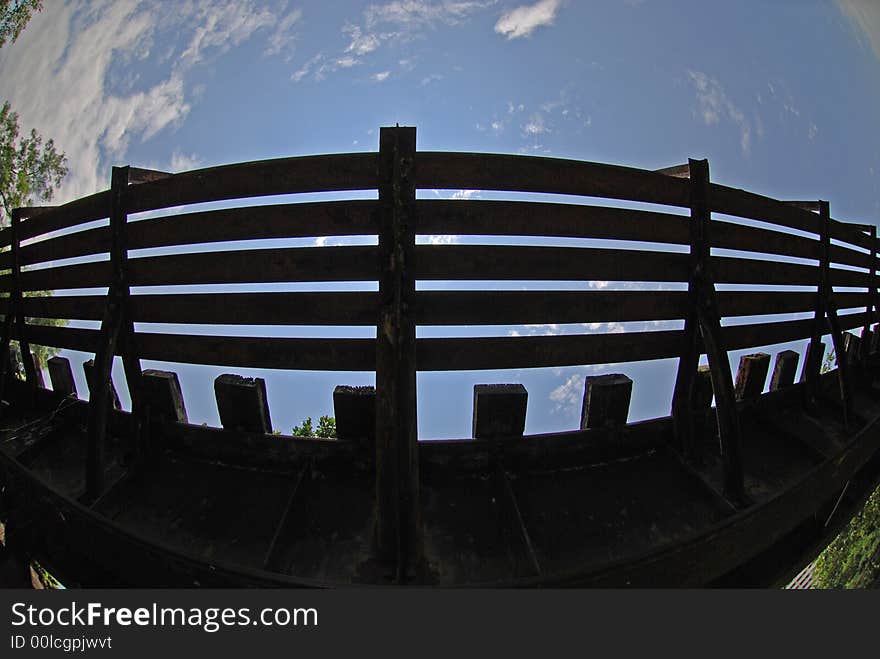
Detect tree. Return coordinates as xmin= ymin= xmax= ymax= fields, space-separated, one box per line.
xmin=1 ymin=99 xmax=68 ymax=373
xmin=0 ymin=1 xmax=43 ymax=48
xmin=0 ymin=100 xmax=66 ymax=219
xmin=291 ymin=415 xmax=336 ymax=439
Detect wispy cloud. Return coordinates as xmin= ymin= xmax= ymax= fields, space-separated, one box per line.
xmin=169 ymin=150 xmax=204 ymax=172
xmin=0 ymin=0 xmax=296 ymax=202
xmin=372 ymin=70 xmax=391 ymax=82
xmin=687 ymin=70 xmax=753 ymax=155
xmin=494 ymin=0 xmax=562 ymax=40
xmin=294 ymin=1 xmax=496 ymax=82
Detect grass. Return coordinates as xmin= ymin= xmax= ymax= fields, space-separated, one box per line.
xmin=812 ymin=483 xmax=880 ymax=588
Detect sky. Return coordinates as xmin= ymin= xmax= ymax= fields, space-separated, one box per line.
xmin=1 ymin=0 xmax=879 ymax=439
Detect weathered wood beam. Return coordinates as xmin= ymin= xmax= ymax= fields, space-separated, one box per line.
xmin=581 ymin=374 xmax=632 ymax=429
xmin=734 ymin=353 xmax=770 ymax=401
xmin=47 ymin=356 xmax=77 ymax=398
xmin=213 ymin=374 xmax=272 ymax=434
xmin=473 ymin=384 xmax=528 ymax=439
xmin=769 ymin=350 xmax=799 ymax=391
xmin=333 ymin=385 xmax=375 ymax=447
xmin=141 ymin=369 xmax=187 ymax=424
xmin=375 ymin=126 xmax=420 ymax=580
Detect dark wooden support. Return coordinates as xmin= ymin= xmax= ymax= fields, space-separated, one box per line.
xmin=819 ymin=202 xmax=854 ymax=427
xmin=213 ymin=374 xmax=272 ymax=433
xmin=872 ymin=324 xmax=880 ymax=355
xmin=843 ymin=332 xmax=860 ymax=366
xmin=734 ymin=353 xmax=770 ymax=401
xmin=800 ymin=341 xmax=825 ymax=384
xmin=0 ymin=209 xmax=34 ymax=410
xmin=374 ymin=126 xmax=420 ymax=580
xmin=333 ymin=385 xmax=375 ymax=446
xmin=85 ymin=166 xmax=142 ymax=502
xmin=770 ymin=350 xmax=799 ymax=391
xmin=473 ymin=384 xmax=528 ymax=438
xmin=30 ymin=354 xmax=45 ymax=388
xmin=83 ymin=359 xmax=121 ymax=409
xmin=141 ymin=369 xmax=187 ymax=424
xmin=581 ymin=374 xmax=632 ymax=429
xmin=47 ymin=356 xmax=77 ymax=397
xmin=672 ymin=159 xmax=744 ymax=500
xmin=860 ymin=225 xmax=877 ymax=365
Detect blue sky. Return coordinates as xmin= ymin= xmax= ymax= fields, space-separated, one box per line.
xmin=1 ymin=0 xmax=879 ymax=438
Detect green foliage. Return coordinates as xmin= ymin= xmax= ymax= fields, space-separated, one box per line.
xmin=821 ymin=347 xmax=836 ymax=375
xmin=0 ymin=99 xmax=67 ymax=220
xmin=0 ymin=100 xmax=68 ymax=367
xmin=291 ymin=415 xmax=336 ymax=439
xmin=0 ymin=1 xmax=42 ymax=48
xmin=813 ymin=484 xmax=880 ymax=588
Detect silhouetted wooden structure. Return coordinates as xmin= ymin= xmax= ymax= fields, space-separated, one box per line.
xmin=1 ymin=126 xmax=879 ymax=586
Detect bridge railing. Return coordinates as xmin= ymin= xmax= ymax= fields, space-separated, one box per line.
xmin=0 ymin=127 xmax=876 ymax=534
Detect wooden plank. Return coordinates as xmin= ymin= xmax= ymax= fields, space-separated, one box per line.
xmin=414 ymin=245 xmax=690 ymax=282
xmin=414 ymin=290 xmax=687 ymax=325
xmin=769 ymin=350 xmax=800 ymax=390
xmin=711 ymin=256 xmax=818 ymax=286
xmin=416 ymin=152 xmax=692 ymax=207
xmin=20 ymin=292 xmax=379 ymax=325
xmin=711 ymin=219 xmax=818 ymax=261
xmin=13 ymin=261 xmax=110 ymax=292
xmin=47 ymin=356 xmax=77 ymax=397
xmin=13 ymin=191 xmax=111 ymax=242
xmin=214 ymin=374 xmax=272 ymax=434
xmin=581 ymin=374 xmax=632 ymax=429
xmin=19 ymin=324 xmax=100 ymax=352
xmin=126 ymin=246 xmax=379 ymax=287
xmin=472 ymin=384 xmax=528 ymax=438
xmin=416 ymin=330 xmax=684 ymax=371
xmin=333 ymin=385 xmax=376 ymax=446
xmin=134 ymin=332 xmax=375 ymax=370
xmin=717 ymin=291 xmax=865 ymax=317
xmin=733 ymin=353 xmax=770 ymax=400
xmin=126 ymin=153 xmax=379 ymax=213
xmin=710 ymin=183 xmax=821 ymax=235
xmin=723 ymin=317 xmax=815 ymax=350
xmin=132 ymin=292 xmax=377 ymax=325
xmin=829 ymin=217 xmax=874 ymax=251
xmin=415 ymin=200 xmax=690 ymax=244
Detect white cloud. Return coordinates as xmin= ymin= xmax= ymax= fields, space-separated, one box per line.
xmin=294 ymin=1 xmax=495 ymax=82
xmin=808 ymin=123 xmax=819 ymax=140
xmin=450 ymin=189 xmax=479 ymax=199
xmin=495 ymin=0 xmax=562 ymax=40
xmin=265 ymin=7 xmax=303 ymax=59
xmin=169 ymin=150 xmax=204 ymax=172
xmin=373 ymin=70 xmax=392 ymax=82
xmin=0 ymin=0 xmax=293 ymax=204
xmin=522 ymin=112 xmax=550 ymax=135
xmin=421 ymin=73 xmax=444 ymax=86
xmin=687 ymin=70 xmax=753 ymax=155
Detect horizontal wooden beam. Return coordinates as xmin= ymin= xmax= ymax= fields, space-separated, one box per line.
xmin=414 ymin=245 xmax=690 ymax=282
xmin=416 ymin=152 xmax=692 ymax=207
xmin=126 ymin=153 xmax=379 ymax=214
xmin=415 ymin=200 xmax=690 ymax=245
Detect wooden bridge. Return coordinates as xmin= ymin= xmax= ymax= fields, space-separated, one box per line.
xmin=1 ymin=126 xmax=879 ymax=586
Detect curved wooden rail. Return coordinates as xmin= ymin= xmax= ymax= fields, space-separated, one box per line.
xmin=0 ymin=126 xmax=878 ymax=587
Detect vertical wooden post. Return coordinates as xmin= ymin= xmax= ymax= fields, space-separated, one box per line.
xmin=860 ymin=225 xmax=877 ymax=377
xmin=692 ymin=159 xmax=745 ymax=502
xmin=375 ymin=126 xmax=420 ymax=580
xmin=672 ymin=159 xmax=744 ymax=501
xmin=0 ymin=208 xmax=39 ymax=409
xmin=85 ymin=166 xmax=143 ymax=502
xmin=819 ymin=203 xmax=853 ymax=427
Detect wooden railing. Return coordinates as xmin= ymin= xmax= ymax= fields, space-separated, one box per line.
xmin=0 ymin=126 xmax=876 ymax=566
